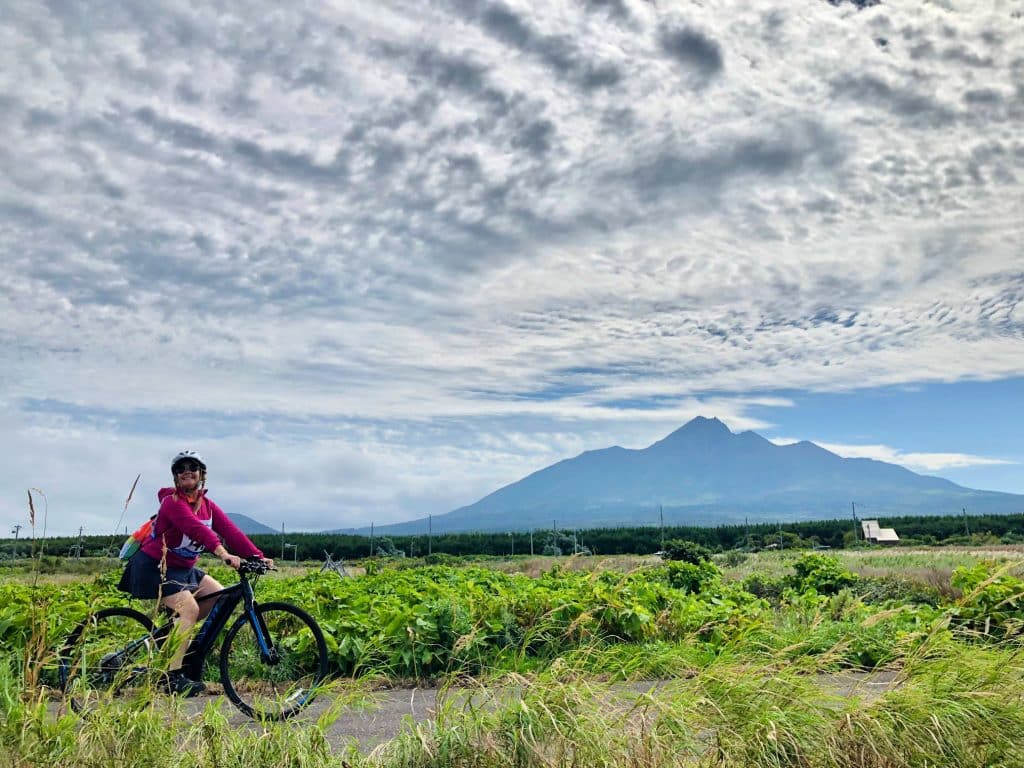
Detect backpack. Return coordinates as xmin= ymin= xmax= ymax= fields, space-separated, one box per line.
xmin=118 ymin=514 xmax=157 ymax=561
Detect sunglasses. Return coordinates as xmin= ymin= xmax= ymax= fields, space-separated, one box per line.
xmin=173 ymin=462 xmax=203 ymax=474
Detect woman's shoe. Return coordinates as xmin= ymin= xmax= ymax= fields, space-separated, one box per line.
xmin=163 ymin=669 xmax=206 ymax=697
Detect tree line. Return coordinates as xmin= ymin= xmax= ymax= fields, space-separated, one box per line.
xmin=3 ymin=510 xmax=1024 ymax=561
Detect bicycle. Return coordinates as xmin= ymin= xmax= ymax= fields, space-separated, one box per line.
xmin=57 ymin=558 xmax=328 ymax=720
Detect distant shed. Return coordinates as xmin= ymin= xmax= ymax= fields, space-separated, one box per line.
xmin=861 ymin=519 xmax=899 ymax=544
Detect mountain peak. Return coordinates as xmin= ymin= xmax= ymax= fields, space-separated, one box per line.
xmin=685 ymin=415 xmax=729 ymax=430
xmin=647 ymin=416 xmax=733 ymax=450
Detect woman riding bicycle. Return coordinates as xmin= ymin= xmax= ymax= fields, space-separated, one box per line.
xmin=118 ymin=450 xmax=273 ymax=695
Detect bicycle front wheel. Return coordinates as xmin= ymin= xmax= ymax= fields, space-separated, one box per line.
xmin=219 ymin=602 xmax=328 ymax=720
xmin=58 ymin=607 xmax=158 ymax=712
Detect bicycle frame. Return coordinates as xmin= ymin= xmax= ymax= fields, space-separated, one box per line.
xmin=154 ymin=570 xmax=276 ymax=682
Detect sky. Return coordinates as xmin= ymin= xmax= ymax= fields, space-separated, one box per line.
xmin=1 ymin=0 xmax=1022 ymax=537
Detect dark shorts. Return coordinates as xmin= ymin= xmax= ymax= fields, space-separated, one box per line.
xmin=117 ymin=551 xmax=206 ymax=600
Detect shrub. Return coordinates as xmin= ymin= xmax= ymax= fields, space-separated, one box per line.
xmin=375 ymin=537 xmax=406 ymax=558
xmin=857 ymin=575 xmax=942 ymax=607
xmin=720 ymin=550 xmax=748 ymax=568
xmin=424 ymin=552 xmax=459 ymax=566
xmin=742 ymin=573 xmax=786 ymax=602
xmin=661 ymin=539 xmax=712 ymax=565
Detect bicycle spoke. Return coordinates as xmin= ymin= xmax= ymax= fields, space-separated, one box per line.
xmin=59 ymin=608 xmax=158 ymax=712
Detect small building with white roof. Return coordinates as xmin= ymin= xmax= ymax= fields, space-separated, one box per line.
xmin=861 ymin=519 xmax=899 ymax=544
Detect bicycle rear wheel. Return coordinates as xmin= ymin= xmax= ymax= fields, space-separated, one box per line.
xmin=58 ymin=607 xmax=158 ymax=712
xmin=219 ymin=601 xmax=328 ymax=720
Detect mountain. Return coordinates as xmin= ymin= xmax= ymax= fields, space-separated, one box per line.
xmin=227 ymin=513 xmax=277 ymax=535
xmin=348 ymin=416 xmax=1024 ymax=535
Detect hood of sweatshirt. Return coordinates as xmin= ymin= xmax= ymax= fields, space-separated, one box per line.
xmin=158 ymin=487 xmax=206 ymax=502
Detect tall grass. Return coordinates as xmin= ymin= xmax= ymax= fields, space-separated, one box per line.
xmin=366 ymin=632 xmax=1024 ymax=768
xmin=3 ymin=625 xmax=1024 ymax=766
xmin=5 ymin=534 xmax=1024 ymax=767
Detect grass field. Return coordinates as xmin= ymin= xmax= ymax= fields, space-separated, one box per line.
xmin=2 ymin=546 xmax=1024 ymax=766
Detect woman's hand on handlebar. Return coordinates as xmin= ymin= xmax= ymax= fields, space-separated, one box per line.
xmin=222 ymin=553 xmax=243 ymax=570
xmin=261 ymin=557 xmax=276 ymax=569
xmin=220 ymin=552 xmax=241 ymax=573
xmin=213 ymin=545 xmax=242 ymax=569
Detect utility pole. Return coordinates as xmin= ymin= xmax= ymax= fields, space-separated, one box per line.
xmin=744 ymin=516 xmax=750 ymax=552
xmin=778 ymin=522 xmax=783 ymax=550
xmin=11 ymin=524 xmax=21 ymax=559
xmin=659 ymin=505 xmax=665 ymax=553
xmin=281 ymin=523 xmax=285 ymax=560
xmin=428 ymin=515 xmax=432 ymax=556
xmin=370 ymin=522 xmax=375 ymax=558
xmin=851 ymin=502 xmax=859 ymax=542
xmin=530 ymin=529 xmax=534 ymax=556
xmin=963 ymin=507 xmax=970 ymax=537
xmin=510 ymin=532 xmax=514 ymax=557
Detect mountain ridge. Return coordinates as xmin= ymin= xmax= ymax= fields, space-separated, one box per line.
xmin=332 ymin=417 xmax=1022 ymax=535
xmin=227 ymin=513 xmax=278 ymax=535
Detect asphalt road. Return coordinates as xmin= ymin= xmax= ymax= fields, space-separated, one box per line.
xmin=184 ymin=670 xmax=901 ymax=753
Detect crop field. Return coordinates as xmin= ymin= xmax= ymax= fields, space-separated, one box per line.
xmin=2 ymin=547 xmax=1024 ymax=767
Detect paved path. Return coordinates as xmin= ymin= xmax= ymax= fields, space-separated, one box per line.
xmin=187 ymin=670 xmax=901 ymax=752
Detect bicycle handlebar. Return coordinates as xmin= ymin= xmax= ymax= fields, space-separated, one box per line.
xmin=239 ymin=557 xmax=277 ymax=575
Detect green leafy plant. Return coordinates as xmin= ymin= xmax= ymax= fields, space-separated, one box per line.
xmin=657 ymin=560 xmax=721 ymax=594
xmin=950 ymin=561 xmax=1024 ymax=638
xmin=788 ymin=553 xmax=858 ymax=595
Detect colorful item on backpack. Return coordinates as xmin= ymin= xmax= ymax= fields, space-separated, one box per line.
xmin=118 ymin=514 xmax=157 ymax=561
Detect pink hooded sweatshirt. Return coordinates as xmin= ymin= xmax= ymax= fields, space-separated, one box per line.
xmin=140 ymin=487 xmax=263 ymax=570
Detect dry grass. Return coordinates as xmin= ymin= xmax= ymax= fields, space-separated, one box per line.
xmin=489 ymin=554 xmax=659 ymax=578
xmin=720 ymin=547 xmax=1024 ymax=586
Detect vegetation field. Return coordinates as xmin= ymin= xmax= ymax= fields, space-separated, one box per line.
xmin=2 ymin=546 xmax=1024 ymax=766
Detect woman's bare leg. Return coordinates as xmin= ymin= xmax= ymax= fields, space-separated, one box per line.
xmin=161 ymin=590 xmax=200 ymax=671
xmin=192 ymin=574 xmax=224 ymax=620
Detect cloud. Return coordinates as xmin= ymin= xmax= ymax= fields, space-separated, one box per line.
xmin=458 ymin=0 xmax=626 ymax=91
xmin=829 ymin=73 xmax=956 ymax=125
xmin=620 ymin=118 xmax=845 ymax=204
xmin=657 ymin=24 xmax=724 ymax=82
xmin=2 ymin=0 xmax=1023 ymax=531
xmin=582 ymin=0 xmax=632 ymax=22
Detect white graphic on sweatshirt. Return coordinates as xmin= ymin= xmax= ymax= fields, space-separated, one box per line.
xmin=168 ymin=515 xmax=214 ymax=559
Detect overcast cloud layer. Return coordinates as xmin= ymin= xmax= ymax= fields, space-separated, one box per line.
xmin=2 ymin=0 xmax=1023 ymax=535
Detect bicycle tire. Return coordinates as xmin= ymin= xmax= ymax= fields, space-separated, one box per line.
xmin=219 ymin=601 xmax=328 ymax=720
xmin=58 ymin=606 xmax=158 ymax=712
